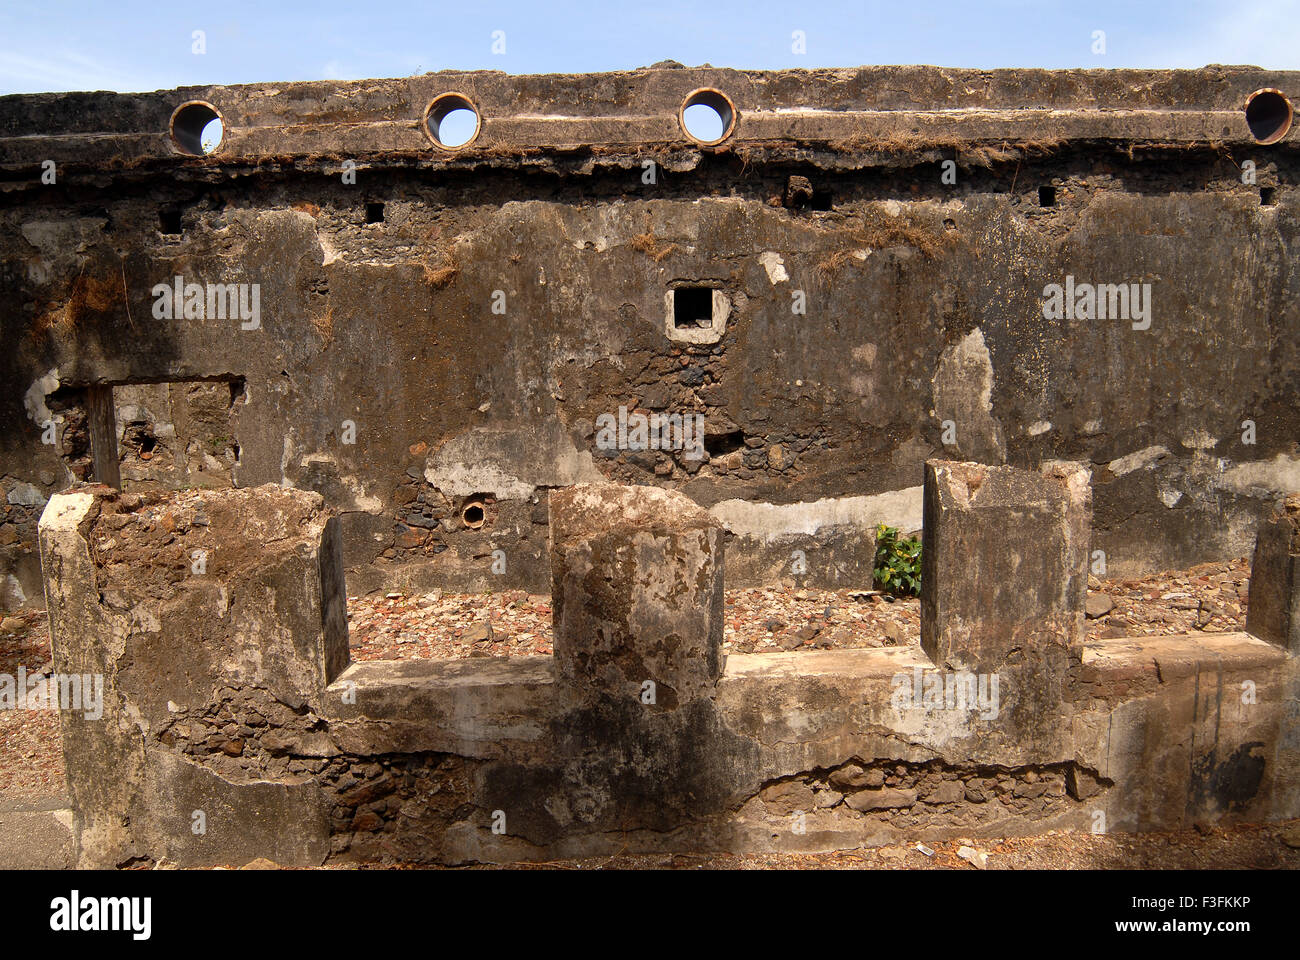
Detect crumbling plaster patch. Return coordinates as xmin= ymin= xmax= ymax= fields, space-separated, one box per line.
xmin=758 ymin=251 xmax=789 ymax=284
xmin=23 ymin=368 xmax=60 ymax=427
xmin=931 ymin=328 xmax=1005 ymax=464
xmin=425 ymin=420 xmax=604 ymax=499
xmin=710 ymin=488 xmax=923 ymax=541
xmin=1109 ymin=445 xmax=1171 ymax=476
xmin=1216 ymin=454 xmax=1300 ymax=497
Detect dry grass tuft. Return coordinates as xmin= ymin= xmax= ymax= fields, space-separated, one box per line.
xmin=629 ymin=232 xmax=677 ymax=262
xmin=422 ymin=250 xmax=460 ymax=288
xmin=816 ymin=248 xmax=859 ymax=277
xmin=31 ymin=271 xmax=123 ymax=340
xmin=816 ymin=218 xmax=958 ymax=275
xmin=311 ymin=305 xmax=334 ymax=346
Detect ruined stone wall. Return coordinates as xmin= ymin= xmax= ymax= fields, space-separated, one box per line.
xmin=37 ymin=475 xmax=1300 ymax=867
xmin=4 ymin=65 xmax=1300 ymax=609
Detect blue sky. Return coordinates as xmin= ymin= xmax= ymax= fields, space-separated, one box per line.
xmin=1 ymin=0 xmax=1296 ymax=96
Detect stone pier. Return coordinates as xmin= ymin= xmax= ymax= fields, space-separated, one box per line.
xmin=1247 ymin=494 xmax=1300 ymax=655
xmin=39 ymin=484 xmax=346 ymax=868
xmin=549 ymin=483 xmax=725 ymax=708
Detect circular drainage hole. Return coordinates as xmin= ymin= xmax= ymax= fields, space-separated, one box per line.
xmin=1245 ymin=89 xmax=1293 ymax=144
xmin=680 ymin=88 xmax=736 ymax=146
xmin=425 ymin=93 xmax=481 ymax=150
xmin=462 ymin=501 xmax=486 ymax=528
xmin=170 ymin=101 xmax=224 ymax=156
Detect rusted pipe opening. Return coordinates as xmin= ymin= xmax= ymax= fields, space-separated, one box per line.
xmin=679 ymin=88 xmax=737 ymax=146
xmin=423 ymin=93 xmax=481 ymax=150
xmin=462 ymin=500 xmax=486 ymax=529
xmin=169 ymin=101 xmax=224 ymax=156
xmin=1245 ymin=89 xmax=1293 ymax=145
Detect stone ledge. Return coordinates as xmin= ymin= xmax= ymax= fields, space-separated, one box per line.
xmin=723 ymin=645 xmax=929 ymax=679
xmin=1084 ymin=630 xmax=1287 ymax=679
xmin=2 ymin=65 xmax=1296 ymax=170
xmin=321 ymin=629 xmax=1287 ymax=726
xmin=323 ymin=656 xmax=556 ymax=759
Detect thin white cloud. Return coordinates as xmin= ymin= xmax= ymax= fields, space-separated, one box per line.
xmin=321 ymin=60 xmax=359 ymax=81
xmin=1136 ymin=0 xmax=1300 ymax=68
xmin=0 ymin=49 xmax=162 ymax=94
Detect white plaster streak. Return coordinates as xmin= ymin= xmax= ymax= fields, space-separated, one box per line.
xmin=426 ymin=421 xmax=604 ymax=499
xmin=318 ymin=233 xmax=341 ymax=265
xmin=2 ymin=576 xmax=24 ymax=606
xmin=280 ymin=435 xmax=294 ymax=486
xmin=710 ymin=488 xmax=923 ymax=542
xmin=1215 ymin=454 xmax=1300 ymax=495
xmin=1108 ymin=445 xmax=1170 ymax=476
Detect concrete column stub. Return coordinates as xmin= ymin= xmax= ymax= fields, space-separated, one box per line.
xmin=549 ymin=483 xmax=725 ymax=709
xmin=1246 ymin=494 xmax=1300 ymax=654
xmin=920 ymin=459 xmax=1091 ymax=675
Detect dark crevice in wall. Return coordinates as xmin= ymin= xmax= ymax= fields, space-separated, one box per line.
xmin=45 ymin=385 xmax=93 ymax=482
xmin=158 ymin=207 xmax=182 ymax=234
xmin=7 ymin=144 xmax=1289 ymax=226
xmin=704 ymin=430 xmax=746 ymax=458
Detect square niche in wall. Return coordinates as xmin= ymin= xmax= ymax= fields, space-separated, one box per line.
xmin=664 ymin=285 xmax=729 ymax=345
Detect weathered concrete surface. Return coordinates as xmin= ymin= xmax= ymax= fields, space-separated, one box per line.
xmin=550 ymin=483 xmax=724 ymax=706
xmin=12 ymin=62 xmax=1300 ymax=864
xmin=1 ymin=65 xmax=1295 ymax=166
xmin=38 ymin=484 xmax=343 ymax=868
xmin=316 ymin=628 xmax=1297 ymax=863
xmin=1 ymin=66 xmax=1298 ymax=608
xmin=921 ymin=460 xmax=1089 ymax=662
xmin=1247 ymin=493 xmax=1300 ymax=654
xmin=35 ymin=478 xmax=1300 ymax=866
xmin=707 ymin=490 xmax=915 ymax=588
xmin=322 ymin=479 xmax=1295 ymax=863
xmin=1074 ymin=632 xmax=1298 ymax=831
xmin=325 ymin=655 xmax=555 ymax=758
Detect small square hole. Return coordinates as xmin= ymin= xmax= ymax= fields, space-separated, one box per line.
xmin=365 ymin=202 xmax=385 ymax=224
xmin=673 ymin=287 xmax=714 ymax=329
xmin=159 ymin=208 xmax=183 ymax=234
xmin=1261 ymin=187 xmax=1276 ymax=206
xmin=1038 ymin=185 xmax=1056 ymax=207
xmin=811 ymin=189 xmax=833 ymax=211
